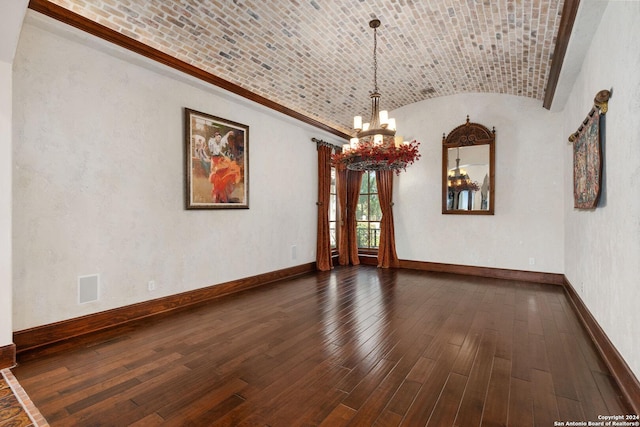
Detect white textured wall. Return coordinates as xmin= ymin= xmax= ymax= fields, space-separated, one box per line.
xmin=0 ymin=0 xmax=29 ymax=350
xmin=563 ymin=1 xmax=640 ymax=379
xmin=12 ymin=13 xmax=340 ymax=330
xmin=1 ymin=61 xmax=13 ymax=346
xmin=393 ymin=93 xmax=564 ymax=273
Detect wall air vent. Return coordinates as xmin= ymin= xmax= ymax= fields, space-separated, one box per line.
xmin=78 ymin=274 xmax=99 ymax=304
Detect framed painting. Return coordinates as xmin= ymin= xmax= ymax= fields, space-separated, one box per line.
xmin=184 ymin=108 xmax=249 ymax=209
xmin=569 ymin=90 xmax=610 ymax=210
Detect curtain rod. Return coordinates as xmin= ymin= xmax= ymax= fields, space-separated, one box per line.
xmin=312 ymin=138 xmax=342 ymax=149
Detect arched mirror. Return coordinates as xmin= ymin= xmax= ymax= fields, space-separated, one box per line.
xmin=442 ymin=116 xmax=495 ymax=215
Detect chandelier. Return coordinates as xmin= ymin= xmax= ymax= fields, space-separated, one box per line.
xmin=332 ymin=19 xmax=420 ymax=174
xmin=447 ymin=148 xmax=480 ymax=192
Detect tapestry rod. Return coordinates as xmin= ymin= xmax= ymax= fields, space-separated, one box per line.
xmin=569 ymin=89 xmax=611 ymax=142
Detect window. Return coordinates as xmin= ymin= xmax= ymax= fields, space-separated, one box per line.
xmin=329 ymin=167 xmax=337 ymax=248
xmin=356 ymin=171 xmax=381 ymax=249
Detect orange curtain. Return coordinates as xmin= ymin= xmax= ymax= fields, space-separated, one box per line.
xmin=376 ymin=170 xmax=399 ymax=268
xmin=316 ymin=144 xmax=333 ymax=271
xmin=335 ymin=165 xmax=349 ymax=265
xmin=336 ymin=166 xmax=363 ymax=266
xmin=346 ymin=170 xmax=364 ymax=265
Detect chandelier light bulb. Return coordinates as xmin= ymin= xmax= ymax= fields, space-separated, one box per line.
xmin=353 ymin=116 xmax=362 ymax=131
xmin=379 ymin=110 xmax=388 ymax=126
xmin=388 ymin=118 xmax=396 ymax=131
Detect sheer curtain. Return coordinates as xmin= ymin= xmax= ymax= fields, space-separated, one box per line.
xmin=376 ymin=170 xmax=399 ymax=268
xmin=315 ymin=143 xmax=333 ymax=271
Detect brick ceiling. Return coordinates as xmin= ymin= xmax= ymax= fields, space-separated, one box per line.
xmin=41 ymin=0 xmax=566 ymax=136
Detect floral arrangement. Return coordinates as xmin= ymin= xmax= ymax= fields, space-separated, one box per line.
xmin=332 ymin=138 xmax=421 ymax=174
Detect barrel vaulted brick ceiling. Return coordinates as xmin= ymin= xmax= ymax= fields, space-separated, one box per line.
xmin=35 ymin=0 xmax=568 ymax=136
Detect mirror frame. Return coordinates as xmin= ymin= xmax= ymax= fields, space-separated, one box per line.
xmin=442 ymin=116 xmax=495 ymax=215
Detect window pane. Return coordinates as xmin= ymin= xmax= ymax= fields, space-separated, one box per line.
xmin=369 ymin=194 xmax=381 ymax=221
xmin=330 ymin=168 xmax=336 ymax=194
xmin=329 ymin=167 xmax=337 ymax=248
xmin=370 ymin=222 xmax=381 ymax=248
xmin=369 ymin=172 xmax=378 ymax=193
xmin=329 ymin=195 xmax=337 ymax=221
xmin=357 ymin=195 xmax=369 ymax=220
xmin=360 ymin=173 xmax=369 ymax=193
xmin=329 ymin=222 xmax=336 ymax=248
xmin=356 ymin=222 xmax=369 ymax=248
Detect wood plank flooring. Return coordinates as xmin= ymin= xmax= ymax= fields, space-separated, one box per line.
xmin=11 ymin=266 xmax=632 ymax=426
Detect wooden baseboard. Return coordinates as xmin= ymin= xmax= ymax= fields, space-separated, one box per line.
xmin=0 ymin=343 xmax=16 ymax=369
xmin=399 ymin=259 xmax=564 ymax=285
xmin=359 ymin=255 xmax=378 ymax=266
xmin=562 ymin=277 xmax=640 ymax=415
xmin=13 ymin=262 xmax=316 ymax=356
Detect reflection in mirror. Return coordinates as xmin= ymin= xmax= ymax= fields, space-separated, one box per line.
xmin=442 ymin=117 xmax=495 ymax=215
xmin=446 ymin=145 xmax=489 ymax=210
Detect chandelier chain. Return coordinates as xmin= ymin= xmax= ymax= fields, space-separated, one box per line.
xmin=373 ymin=26 xmax=378 ymax=93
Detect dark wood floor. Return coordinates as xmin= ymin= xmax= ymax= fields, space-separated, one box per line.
xmin=12 ymin=266 xmax=631 ymax=426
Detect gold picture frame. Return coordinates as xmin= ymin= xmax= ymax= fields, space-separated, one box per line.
xmin=184 ymin=108 xmax=249 ymax=209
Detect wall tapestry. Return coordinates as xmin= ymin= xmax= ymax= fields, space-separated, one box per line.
xmin=569 ymin=89 xmax=610 ymax=209
xmin=184 ymin=108 xmax=249 ymax=209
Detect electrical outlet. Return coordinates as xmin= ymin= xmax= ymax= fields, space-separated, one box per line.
xmin=291 ymin=245 xmax=297 ymax=260
xmin=148 ymin=280 xmax=156 ymax=291
xmin=528 ymin=257 xmax=535 ymax=266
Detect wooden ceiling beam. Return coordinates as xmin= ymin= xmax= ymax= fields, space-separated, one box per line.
xmin=543 ymin=0 xmax=581 ymax=110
